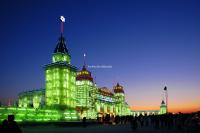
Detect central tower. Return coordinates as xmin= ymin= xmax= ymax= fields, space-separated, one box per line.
xmin=45 ymin=16 xmax=77 ymax=109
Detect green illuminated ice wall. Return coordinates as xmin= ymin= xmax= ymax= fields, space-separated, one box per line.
xmin=95 ymin=87 xmax=116 ymax=116
xmin=45 ymin=35 xmax=77 ymax=109
xmin=18 ymin=89 xmax=45 ymax=109
xmin=0 ymin=107 xmax=78 ymax=122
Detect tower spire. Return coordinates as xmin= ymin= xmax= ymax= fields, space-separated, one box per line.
xmin=83 ymin=53 xmax=86 ymax=67
xmin=60 ymin=16 xmax=65 ymax=34
xmin=53 ymin=16 xmax=69 ymax=54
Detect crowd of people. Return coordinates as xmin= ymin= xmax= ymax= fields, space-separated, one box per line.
xmin=1 ymin=112 xmax=200 ymax=132
xmin=95 ymin=112 xmax=200 ymax=133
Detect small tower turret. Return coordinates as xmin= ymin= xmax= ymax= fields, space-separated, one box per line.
xmin=113 ymin=83 xmax=125 ymax=102
xmin=113 ymin=83 xmax=126 ymax=116
xmin=76 ymin=53 xmax=96 ymax=119
xmin=159 ymin=100 xmax=167 ymax=114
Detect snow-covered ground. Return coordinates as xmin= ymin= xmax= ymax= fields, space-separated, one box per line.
xmin=22 ymin=124 xmax=185 ymax=133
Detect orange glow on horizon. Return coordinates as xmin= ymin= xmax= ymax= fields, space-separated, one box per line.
xmin=131 ymin=105 xmax=200 ymax=113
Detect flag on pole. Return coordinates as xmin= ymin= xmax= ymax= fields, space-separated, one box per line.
xmin=60 ymin=16 xmax=65 ymax=22
xmin=164 ymin=86 xmax=167 ymax=90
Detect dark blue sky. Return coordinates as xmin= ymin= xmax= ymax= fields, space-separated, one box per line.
xmin=0 ymin=0 xmax=200 ymax=111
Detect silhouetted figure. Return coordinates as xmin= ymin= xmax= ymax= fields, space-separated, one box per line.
xmin=7 ymin=115 xmax=22 ymax=133
xmin=114 ymin=115 xmax=120 ymax=124
xmin=82 ymin=117 xmax=87 ymax=127
xmin=102 ymin=115 xmax=105 ymax=124
xmin=110 ymin=115 xmax=115 ymax=124
xmin=97 ymin=116 xmax=100 ymax=124
xmin=105 ymin=114 xmax=110 ymax=124
xmin=131 ymin=117 xmax=138 ymax=131
xmin=1 ymin=119 xmax=9 ymax=133
xmin=154 ymin=115 xmax=159 ymax=129
xmin=144 ymin=115 xmax=149 ymax=127
xmin=140 ymin=116 xmax=144 ymax=127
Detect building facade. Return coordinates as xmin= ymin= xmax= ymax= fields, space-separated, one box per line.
xmin=0 ymin=18 xmax=166 ymax=122
xmin=13 ymin=32 xmax=132 ymax=121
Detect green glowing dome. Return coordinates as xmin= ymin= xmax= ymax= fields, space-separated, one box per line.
xmin=76 ymin=65 xmax=93 ymax=82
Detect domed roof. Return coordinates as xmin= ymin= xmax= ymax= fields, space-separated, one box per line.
xmin=76 ymin=65 xmax=93 ymax=82
xmin=98 ymin=87 xmax=113 ymax=96
xmin=113 ymin=83 xmax=124 ymax=93
xmin=54 ymin=34 xmax=69 ymax=54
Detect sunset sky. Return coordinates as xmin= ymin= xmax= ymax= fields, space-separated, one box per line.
xmin=0 ymin=0 xmax=200 ymax=113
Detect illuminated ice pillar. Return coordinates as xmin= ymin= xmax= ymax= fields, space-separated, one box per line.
xmin=76 ymin=59 xmax=96 ymax=118
xmin=113 ymin=83 xmax=125 ymax=116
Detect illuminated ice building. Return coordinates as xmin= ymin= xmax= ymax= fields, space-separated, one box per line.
xmin=0 ymin=17 xmax=166 ymax=122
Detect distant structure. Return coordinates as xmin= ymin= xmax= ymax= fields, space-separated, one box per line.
xmin=132 ymin=88 xmax=167 ymax=116
xmin=160 ymin=100 xmax=167 ymax=114
xmin=164 ymin=86 xmax=168 ymax=113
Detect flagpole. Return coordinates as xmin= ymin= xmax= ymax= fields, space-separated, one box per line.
xmin=164 ymin=86 xmax=168 ymax=113
xmin=61 ymin=21 xmax=64 ymax=34
xmin=166 ymin=88 xmax=168 ymax=113
xmin=60 ymin=16 xmax=65 ymax=34
xmin=84 ymin=53 xmax=86 ymax=67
